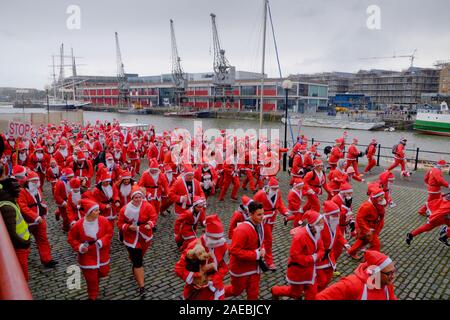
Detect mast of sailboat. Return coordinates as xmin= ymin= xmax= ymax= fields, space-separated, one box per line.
xmin=58 ymin=43 xmax=65 ymax=100
xmin=71 ymin=47 xmax=76 ymax=101
xmin=259 ymin=0 xmax=268 ymax=129
xmin=52 ymin=55 xmax=57 ymax=99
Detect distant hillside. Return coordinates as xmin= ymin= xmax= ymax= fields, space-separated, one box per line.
xmin=0 ymin=87 xmax=46 ymax=102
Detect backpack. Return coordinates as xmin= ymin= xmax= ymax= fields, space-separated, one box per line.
xmin=391 ymin=144 xmax=398 ymax=155
xmin=324 ymin=146 xmax=332 ymax=156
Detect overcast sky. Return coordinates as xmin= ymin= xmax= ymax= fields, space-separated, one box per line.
xmin=1 ymin=0 xmax=449 ymax=89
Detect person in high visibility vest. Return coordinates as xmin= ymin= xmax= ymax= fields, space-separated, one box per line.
xmin=0 ymin=174 xmax=31 ymax=281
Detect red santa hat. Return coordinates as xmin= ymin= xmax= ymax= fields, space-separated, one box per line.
xmin=292 ymin=178 xmax=304 ymax=188
xmin=18 ymin=142 xmax=26 ymax=151
xmin=303 ymin=210 xmax=323 ymax=225
xmin=346 ymin=166 xmax=355 ymax=174
xmin=62 ymin=168 xmax=74 ymax=178
xmin=323 ymin=200 xmax=340 ymax=216
xmin=436 ymin=159 xmax=447 ymax=167
xmin=339 ymin=182 xmax=353 ymax=194
xmin=26 ymin=171 xmax=40 ymax=182
xmin=12 ymin=165 xmax=27 ymax=178
xmin=149 ymin=159 xmax=160 ymax=171
xmin=114 ymin=143 xmax=122 ymax=150
xmin=121 ymin=170 xmax=132 ymax=180
xmin=99 ymin=171 xmax=112 ymax=183
xmin=34 ymin=144 xmax=43 ymax=152
xmin=313 ymin=159 xmax=324 ymax=167
xmin=49 ymin=157 xmax=57 ymax=164
xmin=369 ymin=185 xmax=385 ymax=199
xmin=163 ymin=164 xmax=173 ymax=172
xmin=205 ymin=214 xmax=224 ymax=238
xmin=105 ymin=153 xmax=114 ymax=161
xmin=192 ymin=196 xmax=206 ymax=207
xmin=76 ymin=151 xmax=86 ymax=161
xmin=182 ymin=164 xmax=194 ymax=175
xmin=364 ymin=250 xmax=393 ymax=274
xmin=267 ymin=177 xmax=279 ymax=188
xmin=79 ymin=199 xmax=99 ymax=217
xmin=241 ymin=195 xmax=254 ymax=208
xmin=131 ymin=185 xmax=145 ymax=198
xmin=69 ymin=178 xmax=81 ymax=189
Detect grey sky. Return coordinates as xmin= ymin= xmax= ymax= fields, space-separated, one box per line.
xmin=1 ymin=0 xmax=449 ymax=88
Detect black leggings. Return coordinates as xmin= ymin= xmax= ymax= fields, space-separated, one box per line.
xmin=127 ymin=247 xmax=144 ymax=268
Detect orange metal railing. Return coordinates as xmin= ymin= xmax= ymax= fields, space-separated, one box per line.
xmin=0 ymin=214 xmax=32 ymax=300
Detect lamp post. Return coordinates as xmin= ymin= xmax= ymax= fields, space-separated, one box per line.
xmin=282 ymin=79 xmax=293 ymax=171
xmin=46 ymin=88 xmax=50 ymax=124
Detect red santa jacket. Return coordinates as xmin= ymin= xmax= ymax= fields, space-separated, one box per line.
xmin=17 ymin=188 xmax=48 ymax=226
xmin=115 ymin=181 xmax=133 ymax=208
xmin=117 ymin=201 xmax=157 ymax=249
xmin=146 ymin=143 xmax=167 ymax=163
xmin=73 ymin=160 xmax=94 ymax=183
xmin=174 ymin=207 xmax=206 ymax=242
xmin=332 ymin=193 xmax=353 ymax=227
xmin=174 ymin=235 xmax=228 ymax=300
xmin=316 ymin=263 xmax=397 ymax=300
xmin=424 ymin=167 xmax=449 ymax=194
xmin=46 ymin=166 xmax=61 ymax=184
xmin=67 ymin=191 xmax=84 ymax=223
xmin=316 ymin=219 xmax=347 ymax=270
xmin=328 ymin=146 xmax=343 ymax=165
xmin=304 ymin=169 xmax=330 ymax=196
xmin=169 ymin=176 xmax=205 ymax=214
xmin=366 ymin=144 xmax=376 ymax=158
xmin=228 ymin=221 xmax=264 ymax=277
xmin=355 ymin=199 xmax=385 ymax=236
xmin=346 ymin=144 xmax=360 ymax=161
xmin=285 ymin=226 xmax=325 ymax=285
xmin=427 ymin=196 xmax=450 ymax=225
xmin=67 ymin=216 xmax=113 ymax=269
xmin=53 ymin=180 xmax=70 ymax=207
xmin=287 ymin=188 xmax=303 ymax=215
xmin=139 ymin=171 xmax=170 ymax=202
xmin=393 ymin=143 xmax=405 ymax=160
xmin=253 ymin=189 xmax=288 ymax=224
xmin=126 ymin=142 xmax=140 ymax=160
xmin=92 ymin=184 xmax=120 ymax=220
xmin=194 ymin=165 xmax=218 ymax=190
xmin=53 ymin=149 xmax=69 ymax=167
xmin=327 ymin=168 xmax=347 ymax=193
xmin=228 ymin=208 xmax=248 ymax=240
xmin=28 ymin=153 xmax=50 ymax=175
xmin=291 ymin=154 xmax=304 ymax=177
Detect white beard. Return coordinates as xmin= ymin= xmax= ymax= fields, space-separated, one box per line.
xmin=120 ymin=183 xmax=131 ymax=197
xmin=124 ymin=202 xmax=140 ymax=222
xmin=60 ymin=149 xmax=68 ymax=158
xmin=83 ymin=219 xmax=99 ymax=239
xmin=72 ymin=191 xmax=81 ymax=205
xmin=166 ymin=172 xmax=173 ymax=184
xmin=36 ymin=153 xmax=43 ymax=160
xmin=48 ymin=146 xmax=54 ymax=154
xmin=114 ymin=152 xmax=121 ymax=159
xmin=150 ymin=173 xmax=159 ymax=183
xmin=329 ymin=218 xmax=339 ymax=232
xmin=51 ymin=166 xmax=59 ymax=175
xmin=102 ymin=185 xmax=113 ymax=199
xmin=204 ymin=236 xmax=226 ymax=248
xmin=28 ymin=184 xmax=39 ymax=196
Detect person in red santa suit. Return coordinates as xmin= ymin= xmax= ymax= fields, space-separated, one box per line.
xmin=92 ymin=132 xmax=107 ymax=159
xmin=169 ymin=164 xmax=205 ymax=215
xmin=117 ymin=185 xmax=158 ymax=298
xmin=73 ymin=151 xmax=94 ymax=187
xmin=12 ymin=165 xmax=28 ymax=186
xmin=147 ymin=136 xmax=167 ymax=163
xmin=66 ymin=178 xmax=86 ymax=225
xmin=104 ymin=152 xmax=122 ymax=183
xmin=127 ymin=135 xmax=141 ymax=175
xmin=253 ymin=177 xmax=288 ymax=270
xmin=67 ymin=198 xmax=113 ymax=300
xmin=316 ymin=250 xmax=397 ymax=300
xmin=271 ymin=210 xmax=325 ymax=300
xmin=45 ymin=158 xmax=61 ymax=195
xmin=364 ymin=138 xmax=378 ymax=173
xmin=53 ymin=168 xmax=75 ymax=231
xmin=12 ymin=143 xmax=29 ymax=167
xmin=112 ymin=143 xmax=127 ymax=165
xmin=327 ymin=159 xmax=348 ymax=198
xmin=347 ymin=185 xmax=387 ymax=259
xmin=344 ymin=138 xmax=363 ymax=177
xmin=159 ymin=164 xmax=175 ymax=215
xmin=303 ymin=159 xmax=331 ymax=212
xmin=225 ymin=201 xmax=265 ymax=300
xmin=316 ymin=201 xmax=350 ymax=292
xmin=28 ymin=144 xmax=49 ymax=188
xmin=228 ymin=195 xmax=253 ymax=240
xmin=115 ymin=170 xmax=134 ymax=210
xmin=195 ymin=159 xmax=218 ymax=198
xmin=43 ymin=137 xmax=56 ymax=157
xmin=92 ymin=171 xmax=121 ymax=228
xmin=407 ymin=193 xmax=450 ymax=246
xmin=17 ymin=171 xmax=58 ymax=269
xmin=387 ymin=138 xmax=409 ymax=177
xmin=174 ymin=196 xmax=207 ymax=251
xmin=175 ymin=214 xmax=229 ymax=300
xmin=327 ymin=139 xmax=344 ymax=170
xmin=417 ymin=160 xmax=449 ymax=217
xmin=283 ymin=178 xmax=305 ymax=228
xmin=377 ymin=170 xmax=396 ymax=208
xmin=139 ymin=159 xmax=169 ymax=218
xmin=218 ymin=157 xmax=240 ymax=201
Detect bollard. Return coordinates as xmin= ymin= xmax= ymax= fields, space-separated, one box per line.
xmin=414 ymin=147 xmax=420 ymax=171
xmin=377 ymin=144 xmax=381 ymax=166
xmin=311 ymin=138 xmax=314 ymax=145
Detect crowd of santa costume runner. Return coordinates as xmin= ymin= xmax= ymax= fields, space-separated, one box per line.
xmin=0 ymin=119 xmax=448 ymax=300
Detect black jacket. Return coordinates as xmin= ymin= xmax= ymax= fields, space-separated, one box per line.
xmin=0 ymin=191 xmax=31 ymax=249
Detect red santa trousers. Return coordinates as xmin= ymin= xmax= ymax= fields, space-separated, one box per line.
xmin=345 ymin=160 xmax=361 ymax=176
xmin=242 ymin=171 xmax=256 ymax=192
xmin=347 ymin=233 xmax=381 ymax=255
xmin=15 ymin=248 xmax=30 ymax=282
xmin=224 ymin=274 xmax=260 ymax=300
xmin=387 ymin=159 xmax=406 ymax=172
xmin=130 ymin=159 xmax=141 ymax=174
xmin=418 ymin=193 xmax=442 ymax=216
xmin=263 ymin=223 xmax=274 ymax=266
xmin=218 ymin=176 xmax=240 ymax=200
xmin=365 ymin=157 xmax=376 ymax=173
xmin=59 ymin=207 xmax=71 ymax=231
xmin=271 ymin=283 xmax=317 ymax=300
xmin=411 ymin=217 xmax=450 ymax=237
xmin=303 ymin=194 xmax=321 ymax=212
xmin=82 ymin=264 xmax=110 ymax=300
xmin=317 ymin=268 xmax=334 ymax=292
xmin=29 ymin=220 xmax=53 ymax=264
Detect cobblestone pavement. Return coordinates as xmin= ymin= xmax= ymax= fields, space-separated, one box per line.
xmin=27 ymin=162 xmax=449 ymax=300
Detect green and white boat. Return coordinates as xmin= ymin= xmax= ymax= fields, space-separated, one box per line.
xmin=414 ymin=102 xmax=450 ymax=137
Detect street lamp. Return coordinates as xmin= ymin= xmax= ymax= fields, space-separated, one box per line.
xmin=282 ymin=79 xmax=293 ymax=171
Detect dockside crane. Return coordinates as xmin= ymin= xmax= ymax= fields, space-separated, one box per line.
xmin=170 ymin=19 xmax=187 ymax=107
xmin=115 ymin=32 xmax=130 ymax=109
xmin=210 ymin=13 xmax=235 ymax=109
xmin=360 ymin=49 xmax=418 ymax=68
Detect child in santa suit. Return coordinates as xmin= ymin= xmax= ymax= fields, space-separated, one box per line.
xmin=284 ymin=178 xmax=305 ymax=228
xmin=271 ymin=210 xmax=325 ymax=300
xmin=115 ymin=170 xmax=134 ymax=210
xmin=364 ymin=139 xmax=378 ymax=173
xmin=316 ymin=250 xmax=397 ymax=300
xmin=228 ymin=195 xmax=253 ymax=240
xmin=53 ymin=168 xmax=75 ymax=231
xmin=175 ymin=215 xmax=229 ymax=300
xmin=92 ymin=171 xmax=120 ymax=228
xmin=174 ymin=196 xmax=207 ymax=251
xmin=169 ymin=164 xmax=205 ymax=215
xmin=17 ymin=171 xmax=58 ymax=269
xmin=417 ymin=160 xmax=449 ymax=216
xmin=347 ymin=185 xmax=387 ymax=259
xmin=407 ymin=193 xmax=450 ymax=247
xmin=139 ymin=159 xmax=169 ymax=218
xmin=316 ymin=201 xmax=350 ymax=292
xmin=225 ymin=201 xmax=265 ymax=300
xmin=253 ymin=177 xmax=288 ymax=270
xmin=117 ymin=185 xmax=158 ymax=298
xmin=303 ymin=160 xmax=331 ymax=212
xmin=68 ymin=199 xmax=113 ymax=300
